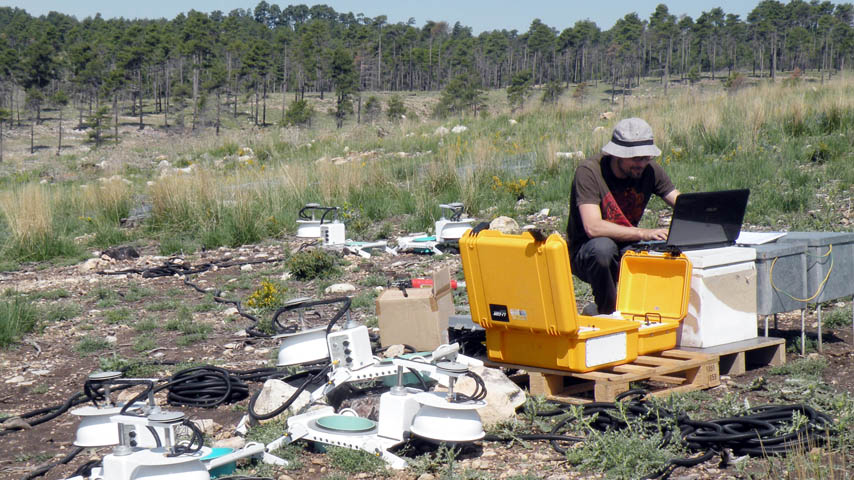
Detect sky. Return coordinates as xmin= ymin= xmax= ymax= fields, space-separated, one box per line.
xmin=2 ymin=1 xmax=760 ymax=33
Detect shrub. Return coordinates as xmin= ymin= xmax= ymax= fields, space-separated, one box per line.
xmin=0 ymin=297 xmax=39 ymax=348
xmin=245 ymin=280 xmax=286 ymax=309
xmin=286 ymin=249 xmax=337 ymax=280
xmin=363 ymin=95 xmax=381 ymax=122
xmin=386 ymin=94 xmax=406 ymax=121
xmin=284 ymin=99 xmax=314 ymax=127
xmin=506 ymin=70 xmax=533 ymax=111
xmin=541 ymin=80 xmax=565 ymax=104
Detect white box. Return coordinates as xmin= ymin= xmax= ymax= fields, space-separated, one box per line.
xmin=677 ymin=247 xmax=758 ymax=348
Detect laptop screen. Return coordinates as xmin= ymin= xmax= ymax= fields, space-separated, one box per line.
xmin=665 ymin=189 xmax=750 ymax=250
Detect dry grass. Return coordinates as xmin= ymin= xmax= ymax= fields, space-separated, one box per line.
xmin=0 ymin=183 xmax=54 ymax=246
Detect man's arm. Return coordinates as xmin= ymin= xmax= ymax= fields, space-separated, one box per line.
xmin=662 ymin=189 xmax=680 ymax=208
xmin=578 ymin=203 xmax=668 ymax=242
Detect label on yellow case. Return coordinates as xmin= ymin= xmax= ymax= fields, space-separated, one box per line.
xmin=585 ymin=332 xmax=627 ymax=367
xmin=509 ymin=309 xmax=528 ymax=321
xmin=488 ymin=304 xmax=510 ymax=322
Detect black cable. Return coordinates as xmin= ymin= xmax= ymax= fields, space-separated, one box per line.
xmin=452 ymin=371 xmax=487 ymax=403
xmin=167 ymin=418 xmax=205 ymax=457
xmin=270 ymin=296 xmax=352 ymax=336
xmin=98 ymin=256 xmax=285 ymax=337
xmin=23 ymin=446 xmax=84 ymax=480
xmin=494 ymin=392 xmax=836 ymax=480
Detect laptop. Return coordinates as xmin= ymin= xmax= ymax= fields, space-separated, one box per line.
xmin=639 ymin=189 xmax=750 ymax=252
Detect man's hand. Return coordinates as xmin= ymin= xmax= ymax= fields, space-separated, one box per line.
xmin=640 ymin=228 xmax=668 ymax=242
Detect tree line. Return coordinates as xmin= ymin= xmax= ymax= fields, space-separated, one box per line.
xmin=1 ymin=0 xmax=853 ymax=137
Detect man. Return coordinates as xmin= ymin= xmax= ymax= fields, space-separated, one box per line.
xmin=567 ymin=118 xmax=680 ymax=315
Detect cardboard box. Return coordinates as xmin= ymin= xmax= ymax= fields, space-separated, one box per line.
xmin=376 ymin=268 xmax=454 ymax=351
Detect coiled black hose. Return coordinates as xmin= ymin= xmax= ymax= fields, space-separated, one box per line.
xmin=488 ymin=390 xmax=836 ymax=480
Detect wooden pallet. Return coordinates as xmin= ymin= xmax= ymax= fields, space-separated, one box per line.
xmin=677 ymin=336 xmax=786 ymax=377
xmin=487 ymin=350 xmax=720 ymax=404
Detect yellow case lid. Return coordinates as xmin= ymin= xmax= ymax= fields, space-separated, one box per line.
xmin=616 ymin=250 xmax=692 ymax=322
xmin=459 ymin=229 xmax=579 ymax=335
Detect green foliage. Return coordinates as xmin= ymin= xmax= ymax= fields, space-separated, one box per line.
xmin=386 ymin=94 xmax=406 ymax=120
xmin=723 ymin=72 xmax=746 ymax=91
xmin=245 ymin=280 xmax=287 ymax=309
xmin=133 ymin=334 xmax=157 ymax=352
xmin=284 ymin=99 xmax=314 ymax=127
xmin=769 ymin=356 xmax=828 ymax=379
xmin=350 ymin=290 xmax=378 ymax=310
xmin=324 ymin=446 xmax=387 ymax=475
xmin=565 ymin=428 xmax=686 ymax=479
xmin=434 ymin=73 xmax=486 ymax=118
xmin=0 ymin=297 xmax=39 ymax=348
xmin=104 ymin=307 xmax=133 ymax=325
xmin=506 ymin=69 xmax=533 ymax=111
xmin=408 ymin=444 xmax=460 ymax=478
xmin=43 ymin=302 xmax=81 ymax=323
xmin=541 ymin=80 xmax=565 ymax=104
xmin=363 ymin=95 xmax=381 ymax=122
xmin=822 ymin=307 xmax=851 ymax=328
xmin=286 ymin=249 xmax=337 ymax=280
xmin=75 ymin=335 xmax=113 ymax=355
xmin=687 ymin=66 xmax=701 ymax=84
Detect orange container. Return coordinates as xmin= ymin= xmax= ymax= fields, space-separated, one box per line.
xmin=615 ymin=250 xmax=692 ymax=354
xmin=460 ymin=229 xmax=639 ymax=373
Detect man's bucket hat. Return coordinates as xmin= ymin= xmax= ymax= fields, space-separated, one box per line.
xmin=601 ymin=117 xmax=662 ymax=158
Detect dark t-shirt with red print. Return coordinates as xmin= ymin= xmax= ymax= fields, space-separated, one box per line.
xmin=567 ymin=154 xmax=675 ymax=255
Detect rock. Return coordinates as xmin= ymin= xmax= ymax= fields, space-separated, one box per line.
xmin=5 ymin=375 xmax=25 ymax=384
xmin=213 ymin=436 xmax=246 ymax=450
xmin=223 ymin=307 xmax=239 ymax=316
xmin=240 ymin=264 xmax=253 ymax=272
xmin=434 ymin=126 xmax=449 ymax=136
xmin=277 ymin=475 xmax=295 ymax=480
xmin=451 ymin=125 xmax=468 ymax=133
xmin=436 ymin=365 xmax=525 ymax=426
xmin=324 ymin=283 xmax=356 ymax=294
xmin=600 ymin=111 xmax=615 ymax=120
xmin=253 ymin=379 xmax=312 ymax=423
xmin=192 ymin=418 xmax=221 ymax=436
xmin=536 ymin=208 xmax=550 ymax=218
xmin=1 ymin=417 xmax=31 ymax=430
xmin=155 ymin=155 xmax=168 ymax=161
xmin=105 ymin=336 xmax=118 ymax=344
xmin=79 ymin=257 xmax=109 ymax=272
xmin=102 ymin=246 xmax=140 ymax=260
xmin=417 ymin=474 xmax=436 ymax=480
xmin=556 ymin=151 xmax=585 ymax=160
xmin=382 ymin=344 xmax=405 ymax=358
xmin=489 ymin=216 xmax=520 ymax=235
xmin=157 ymin=160 xmax=171 ymax=169
xmin=593 ymin=125 xmax=607 ymax=134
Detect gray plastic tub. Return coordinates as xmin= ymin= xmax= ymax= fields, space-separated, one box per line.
xmin=778 ymin=232 xmax=854 ymax=303
xmin=752 ymin=242 xmax=808 ymax=315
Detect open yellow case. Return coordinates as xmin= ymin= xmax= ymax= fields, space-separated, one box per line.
xmin=460 ymin=229 xmax=640 ymax=373
xmin=615 ymin=250 xmax=692 ymax=355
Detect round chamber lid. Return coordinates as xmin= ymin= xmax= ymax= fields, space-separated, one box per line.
xmin=89 ymin=371 xmax=123 ymax=381
xmin=148 ymin=411 xmax=185 ymax=424
xmin=315 ymin=415 xmax=377 ymax=433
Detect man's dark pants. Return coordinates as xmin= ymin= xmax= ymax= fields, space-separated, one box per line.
xmin=570 ymin=237 xmax=633 ymax=315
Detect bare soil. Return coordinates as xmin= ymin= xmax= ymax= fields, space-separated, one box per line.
xmin=1 ymin=234 xmax=852 ymax=480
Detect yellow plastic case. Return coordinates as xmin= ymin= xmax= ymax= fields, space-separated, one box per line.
xmin=460 ymin=229 xmax=639 ymax=373
xmin=615 ymin=250 xmax=692 ymax=354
